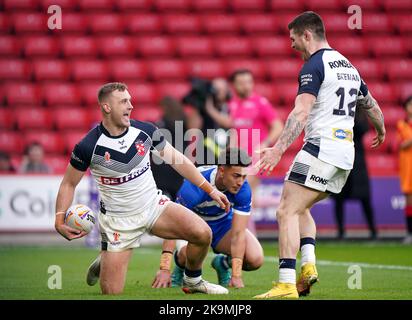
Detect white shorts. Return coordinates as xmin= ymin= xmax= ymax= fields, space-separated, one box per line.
xmin=99 ymin=191 xmax=171 ymax=252
xmin=285 ymin=149 xmax=351 ymax=194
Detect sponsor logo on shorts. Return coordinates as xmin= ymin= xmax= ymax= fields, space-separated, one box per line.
xmin=111 ymin=232 xmax=121 ymax=246
xmin=332 ymin=128 xmax=353 ymax=142
xmin=310 ymin=174 xmax=328 ymax=185
xmin=158 ymin=197 xmax=169 ymax=206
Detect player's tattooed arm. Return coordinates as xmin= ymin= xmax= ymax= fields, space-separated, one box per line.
xmin=273 ymin=93 xmax=315 ymax=154
xmin=357 ymin=92 xmax=386 ymax=136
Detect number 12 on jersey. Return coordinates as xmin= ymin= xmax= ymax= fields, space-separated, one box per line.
xmin=333 ymin=87 xmax=358 ymax=117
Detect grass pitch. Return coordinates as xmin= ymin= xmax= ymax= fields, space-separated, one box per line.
xmin=0 ymin=242 xmax=411 ymax=300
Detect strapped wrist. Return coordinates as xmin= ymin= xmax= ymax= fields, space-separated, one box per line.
xmin=159 ymin=251 xmax=173 ymax=271
xmin=231 ymin=257 xmax=243 ymax=277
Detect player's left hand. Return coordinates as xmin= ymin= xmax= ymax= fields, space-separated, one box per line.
xmin=371 ymin=131 xmax=385 ymax=149
xmin=151 ymin=269 xmax=171 ymax=288
xmin=209 ymin=189 xmax=231 ymax=213
xmin=254 ymin=147 xmax=282 ymax=176
xmin=229 ymin=276 xmax=244 ymax=288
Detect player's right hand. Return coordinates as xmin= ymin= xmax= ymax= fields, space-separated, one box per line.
xmin=209 ymin=189 xmax=230 ymax=213
xmin=55 ymin=223 xmax=87 ymax=241
xmin=371 ymin=131 xmax=385 ymax=148
xmin=229 ymin=276 xmax=244 ymax=288
xmin=151 ymin=269 xmax=171 ymax=288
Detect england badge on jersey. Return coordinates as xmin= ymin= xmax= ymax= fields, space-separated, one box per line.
xmin=135 ymin=140 xmax=145 ymax=156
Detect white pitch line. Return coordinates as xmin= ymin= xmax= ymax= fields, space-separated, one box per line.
xmin=138 ymin=248 xmax=412 ymax=272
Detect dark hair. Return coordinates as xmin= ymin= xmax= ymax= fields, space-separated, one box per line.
xmin=403 ymin=96 xmax=412 ymax=109
xmin=217 ymin=147 xmax=251 ymax=167
xmin=288 ymin=11 xmax=326 ymax=40
xmin=97 ymin=82 xmax=128 ymax=104
xmin=229 ymin=69 xmax=253 ymax=83
xmin=24 ymin=142 xmax=43 ymax=155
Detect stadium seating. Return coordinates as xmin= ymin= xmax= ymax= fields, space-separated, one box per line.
xmin=24 ymin=131 xmax=65 ymax=154
xmin=16 ymin=108 xmax=53 ymax=130
xmin=0 ymin=109 xmax=15 ymax=129
xmin=53 ymin=108 xmax=89 ymax=130
xmin=33 ymin=59 xmax=70 ymax=81
xmin=0 ymin=131 xmax=24 ymax=155
xmin=44 ymin=155 xmax=69 ymax=174
xmin=126 ymin=14 xmax=163 ymax=34
xmin=54 ymin=13 xmax=87 ymax=34
xmin=192 ymin=0 xmax=228 ymax=12
xmin=202 ymin=15 xmax=240 ymax=34
xmin=137 ymin=36 xmax=176 ymax=57
xmin=0 ymin=36 xmax=20 ymax=56
xmin=108 ymin=59 xmax=148 ymax=81
xmin=225 ymin=60 xmax=266 ymax=80
xmin=43 ymin=83 xmax=81 ymax=106
xmin=164 ymin=15 xmax=202 ymax=34
xmin=71 ymin=60 xmax=109 ymax=81
xmin=5 ymin=83 xmax=41 ymax=105
xmin=240 ymin=14 xmax=277 ymax=34
xmin=147 ymin=60 xmax=187 ymax=80
xmin=23 ymin=36 xmax=59 ymax=57
xmin=13 ymin=13 xmax=47 ymax=33
xmin=97 ymin=35 xmax=136 ymax=57
xmin=61 ymin=36 xmax=98 ymax=57
xmin=186 ymin=60 xmax=225 ymax=79
xmin=176 ymin=37 xmax=214 ymax=57
xmin=0 ymin=60 xmax=31 ymax=80
xmin=214 ymin=37 xmax=252 ymax=57
xmin=89 ymin=13 xmax=124 ymax=34
xmin=252 ymin=37 xmax=293 ymax=57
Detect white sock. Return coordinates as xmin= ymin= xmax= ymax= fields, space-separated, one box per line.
xmin=183 ymin=274 xmax=201 ymax=285
xmin=301 ymin=244 xmax=316 ymax=266
xmin=279 ymin=269 xmax=296 ymax=284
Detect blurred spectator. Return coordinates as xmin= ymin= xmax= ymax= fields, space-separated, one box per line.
xmin=151 ymin=96 xmax=188 ymax=200
xmin=19 ymin=142 xmax=51 ymax=174
xmin=332 ymin=108 xmax=377 ymax=239
xmin=182 ymin=77 xmax=232 ymax=164
xmin=0 ymin=151 xmax=16 ymax=173
xmin=397 ymin=96 xmax=412 ymax=244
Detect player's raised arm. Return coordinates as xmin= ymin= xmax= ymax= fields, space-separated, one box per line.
xmin=55 ymin=164 xmax=87 ymax=241
xmin=356 ymin=90 xmax=386 ymax=148
xmin=256 ymin=93 xmax=316 ymax=175
xmin=156 ymin=142 xmax=230 ymax=212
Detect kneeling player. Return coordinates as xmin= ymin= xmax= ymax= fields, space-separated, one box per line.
xmin=152 ymin=148 xmax=264 ymax=289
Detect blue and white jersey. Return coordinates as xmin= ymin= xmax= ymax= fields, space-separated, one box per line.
xmin=176 ymin=166 xmax=251 ymax=221
xmin=70 ymin=120 xmax=165 ymax=216
xmin=297 ymin=48 xmax=369 ymax=170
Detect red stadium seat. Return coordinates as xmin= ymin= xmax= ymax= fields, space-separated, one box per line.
xmin=225 ymin=60 xmax=266 ymax=79
xmin=323 ymin=14 xmax=352 ymax=33
xmin=54 ymin=108 xmax=90 ymax=130
xmin=24 ymin=131 xmax=65 ymax=154
xmin=43 ymin=83 xmax=81 ymax=106
xmin=363 ymin=129 xmax=390 ymax=153
xmin=329 ymin=36 xmax=368 ymax=57
xmin=5 ymin=83 xmax=41 ymax=105
xmin=61 ymin=36 xmax=97 ymax=57
xmin=381 ymin=105 xmax=406 ymax=129
xmin=164 ymin=15 xmax=202 ymax=34
xmin=0 ymin=132 xmax=23 ymax=154
xmin=79 ymin=0 xmax=114 ymax=10
xmin=382 ymin=0 xmax=412 ymax=12
xmin=186 ymin=60 xmax=225 ymax=79
xmin=391 ymin=14 xmax=412 ymax=34
xmin=147 ymin=60 xmax=187 ymax=81
xmin=369 ymin=36 xmax=407 ymax=57
xmin=351 ymin=59 xmax=384 ymax=81
xmin=273 ymin=13 xmax=298 ymax=34
xmin=13 ymin=13 xmax=48 ymax=33
xmin=0 ymin=36 xmax=21 ymax=56
xmin=275 ymin=153 xmax=295 ymax=177
xmin=367 ymin=82 xmax=398 ymax=104
xmin=116 ymin=0 xmax=153 ymax=11
xmin=40 ymin=0 xmax=78 ymax=10
xmin=340 ymin=0 xmax=378 ymax=11
xmin=0 ymin=14 xmax=11 ymax=34
xmin=399 ymin=82 xmax=412 ymax=102
xmin=0 ymin=109 xmax=15 ymax=129
xmin=134 ymin=106 xmax=163 ymax=122
xmin=192 ymin=0 xmax=228 ymax=12
xmin=214 ymin=37 xmax=252 ymax=57
xmin=0 ymin=59 xmax=31 ymax=80
xmin=63 ymin=130 xmax=89 ymax=154
xmin=157 ymin=83 xmax=191 ymax=100
xmin=45 ymin=155 xmax=69 ymax=174
xmin=366 ymin=154 xmax=398 ymax=176
xmin=176 ymin=37 xmax=214 ymax=57
xmin=109 ymin=59 xmax=148 ymax=81
xmin=54 ymin=13 xmax=87 ymax=34
xmin=276 ymin=82 xmax=297 ymax=106
xmin=202 ymin=15 xmax=240 ymax=34
xmin=230 ymin=0 xmax=266 ymax=11
xmin=154 ymin=0 xmax=191 ymax=11
xmin=127 ymin=83 xmax=158 ymax=104
xmin=362 ymin=14 xmax=393 ymax=34
xmin=89 ymin=14 xmax=124 ymax=34
xmin=252 ymin=37 xmax=293 ymax=57
xmin=270 ymin=0 xmax=303 ymax=11
xmin=126 ymin=14 xmax=163 ymax=34
xmin=23 ymin=36 xmax=59 ymax=57
xmin=77 ymin=82 xmax=101 ymax=105
xmin=137 ymin=36 xmax=176 ymax=57
xmin=386 ymin=59 xmax=412 ymax=80
xmin=16 ymin=108 xmax=52 ymax=130
xmin=33 ymin=59 xmax=70 ymax=81
xmin=266 ymin=59 xmax=302 ymax=80
xmin=306 ymin=0 xmax=341 ymax=11
xmin=71 ymin=60 xmax=109 ymax=81
xmin=98 ymin=36 xmax=134 ymax=57
xmin=4 ymin=0 xmax=39 ymax=11
xmin=240 ymin=14 xmax=277 ymax=34
xmin=254 ymin=82 xmax=279 ymax=104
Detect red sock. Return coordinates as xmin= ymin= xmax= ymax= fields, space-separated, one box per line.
xmin=406 ymin=206 xmax=412 ymax=218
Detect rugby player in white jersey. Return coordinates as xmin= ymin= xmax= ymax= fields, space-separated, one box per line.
xmin=253 ymin=12 xmax=386 ymax=299
xmin=54 ymin=82 xmax=230 ymax=295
